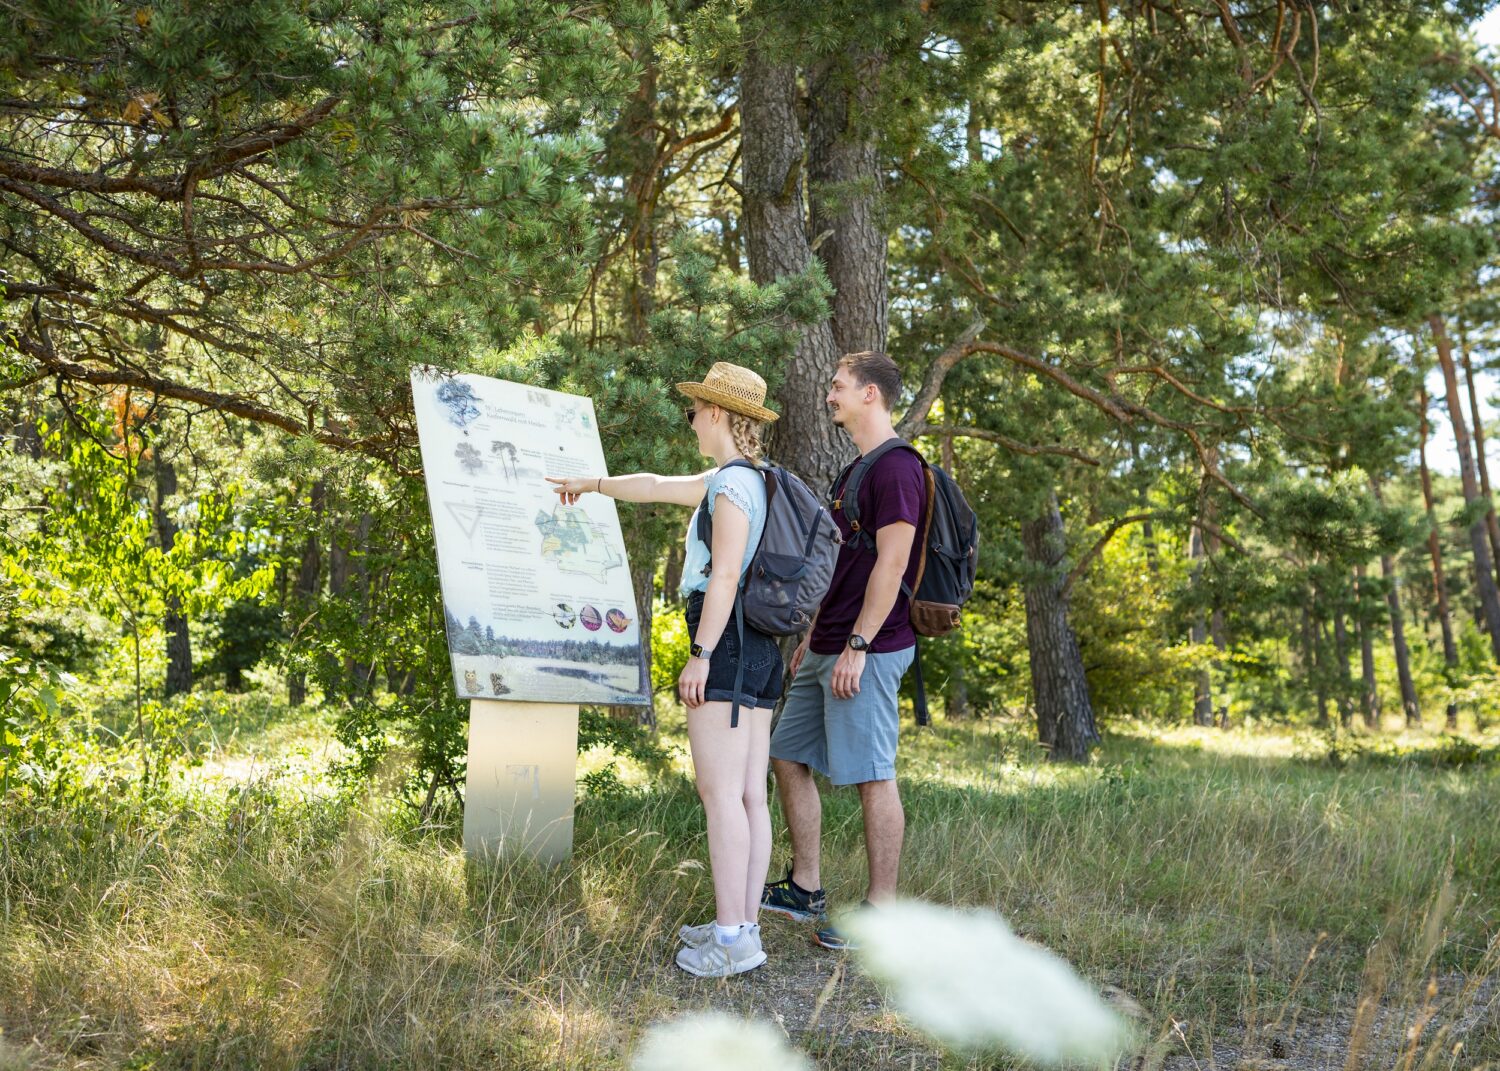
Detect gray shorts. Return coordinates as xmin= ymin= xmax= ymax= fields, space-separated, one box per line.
xmin=769 ymin=647 xmax=915 ymax=786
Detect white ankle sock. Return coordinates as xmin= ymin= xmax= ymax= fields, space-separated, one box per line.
xmin=714 ymin=923 xmax=745 ymax=946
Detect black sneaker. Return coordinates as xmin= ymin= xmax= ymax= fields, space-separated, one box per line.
xmin=760 ymin=866 xmax=826 ymax=921
xmin=812 ymin=900 xmax=872 ymax=951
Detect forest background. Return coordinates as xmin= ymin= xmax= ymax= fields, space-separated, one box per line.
xmin=3 ymin=2 xmax=1500 ymax=1069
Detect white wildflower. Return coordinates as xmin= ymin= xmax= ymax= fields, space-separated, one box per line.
xmin=842 ymin=899 xmax=1133 ymax=1066
xmin=630 ymin=1011 xmax=814 ymax=1071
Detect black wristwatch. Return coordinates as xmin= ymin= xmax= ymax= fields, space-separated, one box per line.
xmin=847 ymin=634 xmax=870 ymax=652
xmin=690 ymin=641 xmax=713 ymax=660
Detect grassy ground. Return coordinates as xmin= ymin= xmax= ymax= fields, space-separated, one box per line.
xmin=1 ymin=702 xmax=1497 ymax=1070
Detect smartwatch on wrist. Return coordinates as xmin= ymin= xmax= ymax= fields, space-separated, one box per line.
xmin=847 ymin=634 xmax=870 ymax=652
xmin=690 ymin=642 xmax=713 ymax=660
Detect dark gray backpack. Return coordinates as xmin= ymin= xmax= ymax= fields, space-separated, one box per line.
xmin=831 ymin=438 xmax=980 ymax=725
xmin=697 ymin=459 xmax=842 ymax=725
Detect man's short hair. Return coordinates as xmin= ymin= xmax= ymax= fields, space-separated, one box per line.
xmin=838 ymin=351 xmax=902 ymax=411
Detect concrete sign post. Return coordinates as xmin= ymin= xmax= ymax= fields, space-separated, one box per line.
xmin=462 ymin=700 xmax=579 ymax=865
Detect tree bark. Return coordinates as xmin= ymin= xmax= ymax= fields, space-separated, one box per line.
xmin=287 ymin=479 xmax=324 ymax=706
xmin=1430 ymin=313 xmax=1500 ymax=662
xmin=1210 ymin=607 xmax=1229 ymax=729
xmin=1353 ymin=566 xmax=1381 ymax=730
xmin=348 ymin=512 xmax=374 ymax=693
xmin=741 ymin=43 xmax=846 ymax=493
xmin=619 ymin=523 xmax=657 ymax=729
xmin=1300 ymin=603 xmax=1328 ymax=726
xmin=1418 ymin=386 xmax=1461 ymax=729
xmin=1188 ymin=524 xmax=1214 ymax=726
xmin=808 ymin=46 xmax=888 ymax=359
xmin=623 ymin=50 xmax=659 ymax=348
xmin=1369 ymin=476 xmax=1421 ymax=726
xmin=153 ymin=457 xmax=193 ymax=697
xmin=1458 ymin=320 xmax=1500 ymax=585
xmin=611 ymin=44 xmax=663 ymax=721
xmin=660 ymin=536 xmax=684 ymax=608
xmin=1022 ymin=493 xmax=1100 ymax=761
xmin=940 ymin=432 xmax=969 ymax=720
xmin=1332 ymin=605 xmax=1354 ymax=729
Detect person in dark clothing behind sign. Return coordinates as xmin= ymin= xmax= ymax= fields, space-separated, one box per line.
xmin=762 ymin=350 xmax=927 ymax=951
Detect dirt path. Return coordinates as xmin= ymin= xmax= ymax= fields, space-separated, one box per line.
xmin=641 ymin=923 xmax=1499 ymax=1070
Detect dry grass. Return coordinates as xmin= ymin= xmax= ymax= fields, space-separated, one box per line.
xmin=1 ymin=714 xmax=1497 ymax=1069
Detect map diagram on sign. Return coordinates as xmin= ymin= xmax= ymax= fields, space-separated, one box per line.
xmin=534 ymin=505 xmax=623 ymax=583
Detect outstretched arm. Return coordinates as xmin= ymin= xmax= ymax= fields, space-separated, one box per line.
xmin=547 ymin=470 xmax=711 ymax=508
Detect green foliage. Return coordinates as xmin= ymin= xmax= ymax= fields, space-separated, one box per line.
xmin=1 ymin=413 xmax=272 ymax=795
xmin=650 ymin=601 xmax=690 ymax=698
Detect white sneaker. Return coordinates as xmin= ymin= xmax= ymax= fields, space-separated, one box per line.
xmin=674 ymin=925 xmax=765 ymax=977
xmin=678 ymin=920 xmax=760 ymax=949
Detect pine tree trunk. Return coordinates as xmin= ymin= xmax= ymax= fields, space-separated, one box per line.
xmin=617 ymin=527 xmax=657 ymax=729
xmin=946 ymin=674 xmax=972 ymax=720
xmin=1384 ymin=554 xmax=1422 ymax=727
xmin=1189 ymin=523 xmax=1213 ymax=726
xmin=1307 ymin=604 xmax=1331 ymax=727
xmin=612 ymin=47 xmax=663 ymax=721
xmin=1332 ymin=606 xmax=1354 ymax=729
xmin=1210 ymin=607 xmax=1229 ymax=729
xmin=1369 ymin=476 xmax=1421 ymax=726
xmin=153 ymin=458 xmax=193 ymax=697
xmin=1354 ymin=566 xmax=1381 ymax=730
xmin=1419 ymin=388 xmax=1461 ymax=729
xmin=1458 ymin=321 xmax=1500 ymax=584
xmin=741 ymin=43 xmax=846 ymax=494
xmin=623 ymin=50 xmax=659 ymax=348
xmin=661 ymin=536 xmax=684 ymax=608
xmin=1300 ymin=604 xmax=1327 ymax=725
xmin=6 ymin=408 xmax=42 ymax=459
xmin=808 ymin=46 xmax=888 ymax=358
xmin=1430 ymin=314 xmax=1500 ymax=662
xmin=348 ymin=512 xmax=374 ymax=693
xmin=288 ymin=479 xmax=324 ymax=707
xmin=1129 ymin=443 xmax=1160 ymax=574
xmin=939 ymin=434 xmax=969 ymax=720
xmin=326 ymin=508 xmax=350 ymax=693
xmin=1022 ymin=493 xmax=1100 ymax=761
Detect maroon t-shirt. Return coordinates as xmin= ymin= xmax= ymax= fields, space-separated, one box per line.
xmin=809 ymin=443 xmax=927 ymax=655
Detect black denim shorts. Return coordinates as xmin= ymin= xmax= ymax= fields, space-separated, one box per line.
xmin=684 ymin=590 xmax=785 ymax=711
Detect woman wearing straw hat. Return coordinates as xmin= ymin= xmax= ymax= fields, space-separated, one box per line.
xmin=547 ymin=361 xmax=782 ymax=978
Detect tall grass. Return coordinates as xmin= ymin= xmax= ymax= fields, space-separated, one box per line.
xmin=1 ymin=716 xmax=1496 ymax=1069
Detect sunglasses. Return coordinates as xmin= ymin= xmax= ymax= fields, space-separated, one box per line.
xmin=683 ymin=406 xmax=699 ymax=426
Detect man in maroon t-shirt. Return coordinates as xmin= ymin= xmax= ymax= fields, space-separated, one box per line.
xmin=762 ymin=351 xmax=927 ymax=950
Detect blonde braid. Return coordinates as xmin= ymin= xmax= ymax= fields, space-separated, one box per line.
xmin=729 ymin=412 xmax=766 ymax=464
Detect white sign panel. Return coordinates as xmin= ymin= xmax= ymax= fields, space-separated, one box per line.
xmin=410 ymin=369 xmax=649 ymax=706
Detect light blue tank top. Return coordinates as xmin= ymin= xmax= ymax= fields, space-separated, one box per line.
xmin=679 ymin=465 xmax=768 ymax=596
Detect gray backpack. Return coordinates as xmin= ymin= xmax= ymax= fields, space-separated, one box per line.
xmin=697 ymin=459 xmax=842 ymax=725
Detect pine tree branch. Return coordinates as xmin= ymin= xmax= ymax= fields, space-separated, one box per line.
xmin=16 ymin=331 xmax=406 ymax=466
xmin=896 ymin=316 xmax=986 ymax=435
xmin=962 ymin=339 xmax=1264 ymax=516
xmin=1062 ymin=510 xmax=1247 ymax=595
xmin=907 ymin=422 xmax=1101 ymax=466
xmin=0 ymin=97 xmax=343 ymax=200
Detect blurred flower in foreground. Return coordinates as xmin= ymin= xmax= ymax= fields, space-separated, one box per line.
xmin=842 ymin=899 xmax=1134 ymax=1066
xmin=630 ymin=1011 xmax=814 ymax=1071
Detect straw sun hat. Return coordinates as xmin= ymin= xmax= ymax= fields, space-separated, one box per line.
xmin=676 ymin=362 xmax=780 ymax=423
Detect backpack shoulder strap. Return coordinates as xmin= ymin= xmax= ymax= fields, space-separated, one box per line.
xmin=835 ymin=438 xmax=924 ymax=547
